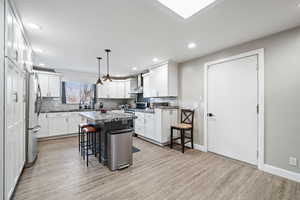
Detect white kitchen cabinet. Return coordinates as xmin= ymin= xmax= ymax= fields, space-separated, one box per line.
xmin=47 ymin=113 xmax=69 ymax=136
xmin=134 ymin=109 xmax=178 ymax=145
xmin=124 ymin=79 xmax=131 ymax=98
xmin=38 ymin=113 xmax=49 ymax=138
xmin=68 ymin=112 xmax=81 ymax=134
xmin=97 ymin=80 xmax=132 ymax=99
xmin=38 ymin=73 xmax=49 ymax=97
xmin=48 ymin=75 xmax=61 ymax=97
xmin=37 ymin=72 xmax=61 ymax=97
xmin=5 ymin=59 xmax=26 ymax=200
xmin=160 ymin=109 xmax=178 ymax=143
xmin=134 ymin=112 xmax=145 ymax=136
xmin=4 ymin=3 xmax=32 ymax=200
xmin=5 ymin=4 xmax=15 ymax=61
xmin=142 ymin=74 xmax=152 ymax=98
xmin=38 ymin=112 xmax=88 ymax=138
xmin=143 ymin=61 xmax=178 ymax=98
xmin=97 ymin=82 xmax=109 ymax=98
xmin=144 ymin=113 xmax=155 ymax=139
xmin=109 ymin=81 xmax=124 ymax=98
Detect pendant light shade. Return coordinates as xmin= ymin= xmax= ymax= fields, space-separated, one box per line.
xmin=96 ymin=57 xmax=103 ymax=85
xmin=103 ymin=49 xmax=113 ymax=82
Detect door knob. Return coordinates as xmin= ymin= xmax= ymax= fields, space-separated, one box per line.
xmin=207 ymin=113 xmax=215 ymax=117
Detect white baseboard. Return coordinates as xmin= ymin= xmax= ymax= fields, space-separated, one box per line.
xmin=185 ymin=143 xmax=206 ymax=152
xmin=262 ymin=164 xmax=300 ymax=183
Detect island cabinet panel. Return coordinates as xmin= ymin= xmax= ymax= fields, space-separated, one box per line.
xmin=134 ymin=109 xmax=178 ymax=145
xmin=37 ymin=72 xmax=61 ymax=97
xmin=143 ymin=61 xmax=178 ymax=98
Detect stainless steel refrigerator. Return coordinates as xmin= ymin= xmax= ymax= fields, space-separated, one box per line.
xmin=25 ymin=72 xmax=42 ymax=167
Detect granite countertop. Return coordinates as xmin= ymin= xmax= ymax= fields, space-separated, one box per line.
xmin=124 ymin=106 xmax=178 ymax=114
xmin=155 ymin=106 xmax=179 ymax=110
xmin=80 ymin=111 xmax=137 ymax=123
xmin=125 ymin=108 xmax=155 ymax=113
xmin=41 ymin=109 xmax=98 ymax=113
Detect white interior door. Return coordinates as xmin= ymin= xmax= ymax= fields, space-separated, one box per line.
xmin=207 ymin=55 xmax=258 ymax=165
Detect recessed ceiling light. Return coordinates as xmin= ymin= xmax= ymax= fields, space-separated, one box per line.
xmin=33 ymin=48 xmax=43 ymax=53
xmin=28 ymin=23 xmax=41 ymax=30
xmin=152 ymin=58 xmax=159 ymax=62
xmin=157 ymin=0 xmax=216 ymax=19
xmin=188 ymin=43 xmax=196 ymax=49
xmin=132 ymin=67 xmax=137 ymax=70
xmin=39 ymin=63 xmax=45 ymax=67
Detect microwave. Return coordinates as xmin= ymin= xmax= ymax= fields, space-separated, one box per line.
xmin=135 ymin=102 xmax=147 ymax=109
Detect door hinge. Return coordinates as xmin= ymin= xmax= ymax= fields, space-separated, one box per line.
xmin=256 ymin=104 xmax=259 ymax=114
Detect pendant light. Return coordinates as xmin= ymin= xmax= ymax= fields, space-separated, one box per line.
xmin=103 ymin=49 xmax=113 ymax=82
xmin=96 ymin=57 xmax=103 ymax=85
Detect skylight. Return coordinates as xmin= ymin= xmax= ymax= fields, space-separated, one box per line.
xmin=157 ymin=0 xmax=216 ymax=19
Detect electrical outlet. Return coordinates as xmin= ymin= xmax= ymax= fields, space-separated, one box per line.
xmin=289 ymin=157 xmax=297 ymax=167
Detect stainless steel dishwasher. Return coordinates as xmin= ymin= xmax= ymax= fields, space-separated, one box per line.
xmin=107 ymin=129 xmax=133 ymax=171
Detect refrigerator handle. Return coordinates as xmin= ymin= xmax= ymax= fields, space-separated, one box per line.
xmin=37 ymin=84 xmax=42 ymax=117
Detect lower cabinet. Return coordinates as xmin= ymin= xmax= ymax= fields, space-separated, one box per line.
xmin=134 ymin=112 xmax=145 ymax=136
xmin=48 ymin=113 xmax=69 ymax=136
xmin=38 ymin=112 xmax=87 ymax=138
xmin=68 ymin=112 xmax=82 ymax=134
xmin=39 ymin=113 xmax=49 ymax=138
xmin=134 ymin=109 xmax=178 ymax=145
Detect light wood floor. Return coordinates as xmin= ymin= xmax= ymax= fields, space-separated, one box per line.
xmin=13 ymin=136 xmax=300 ymax=200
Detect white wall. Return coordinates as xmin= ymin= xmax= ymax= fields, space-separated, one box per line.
xmin=56 ymin=68 xmax=98 ymax=84
xmin=179 ymin=26 xmax=300 ymax=174
xmin=0 ymin=0 xmax=4 ymax=198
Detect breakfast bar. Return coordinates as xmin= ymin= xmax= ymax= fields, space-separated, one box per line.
xmin=79 ymin=111 xmax=137 ymax=170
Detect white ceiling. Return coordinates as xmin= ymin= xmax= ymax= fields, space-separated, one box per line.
xmin=14 ymin=0 xmax=300 ymax=75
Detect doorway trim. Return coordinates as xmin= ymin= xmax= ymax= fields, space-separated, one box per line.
xmin=203 ymin=49 xmax=265 ymax=169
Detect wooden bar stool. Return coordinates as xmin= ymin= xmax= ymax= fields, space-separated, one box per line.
xmin=170 ymin=109 xmax=195 ymax=153
xmin=78 ymin=123 xmax=93 ymax=153
xmin=81 ymin=126 xmax=99 ymax=167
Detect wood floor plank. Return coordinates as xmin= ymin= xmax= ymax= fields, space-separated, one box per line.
xmin=12 ymin=136 xmax=300 ymax=200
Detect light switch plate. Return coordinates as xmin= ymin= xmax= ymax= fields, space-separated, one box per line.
xmin=289 ymin=157 xmax=297 ymax=166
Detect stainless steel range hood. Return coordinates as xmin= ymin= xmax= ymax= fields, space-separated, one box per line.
xmin=129 ymin=74 xmax=143 ymax=94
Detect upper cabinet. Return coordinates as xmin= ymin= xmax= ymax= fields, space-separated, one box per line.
xmin=37 ymin=72 xmax=61 ymax=97
xmin=97 ymin=79 xmax=132 ymax=99
xmin=143 ymin=61 xmax=178 ymax=98
xmin=5 ymin=2 xmax=33 ymax=72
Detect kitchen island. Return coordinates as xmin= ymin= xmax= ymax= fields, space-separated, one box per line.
xmin=79 ymin=111 xmax=137 ymax=169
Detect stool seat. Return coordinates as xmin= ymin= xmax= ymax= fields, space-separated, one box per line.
xmin=82 ymin=126 xmax=97 ymax=133
xmin=172 ymin=123 xmax=192 ymax=129
xmin=79 ymin=123 xmax=93 ymax=128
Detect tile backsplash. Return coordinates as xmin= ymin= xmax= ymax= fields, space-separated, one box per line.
xmin=41 ymin=97 xmax=178 ymax=112
xmin=41 ymin=97 xmax=136 ymax=112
